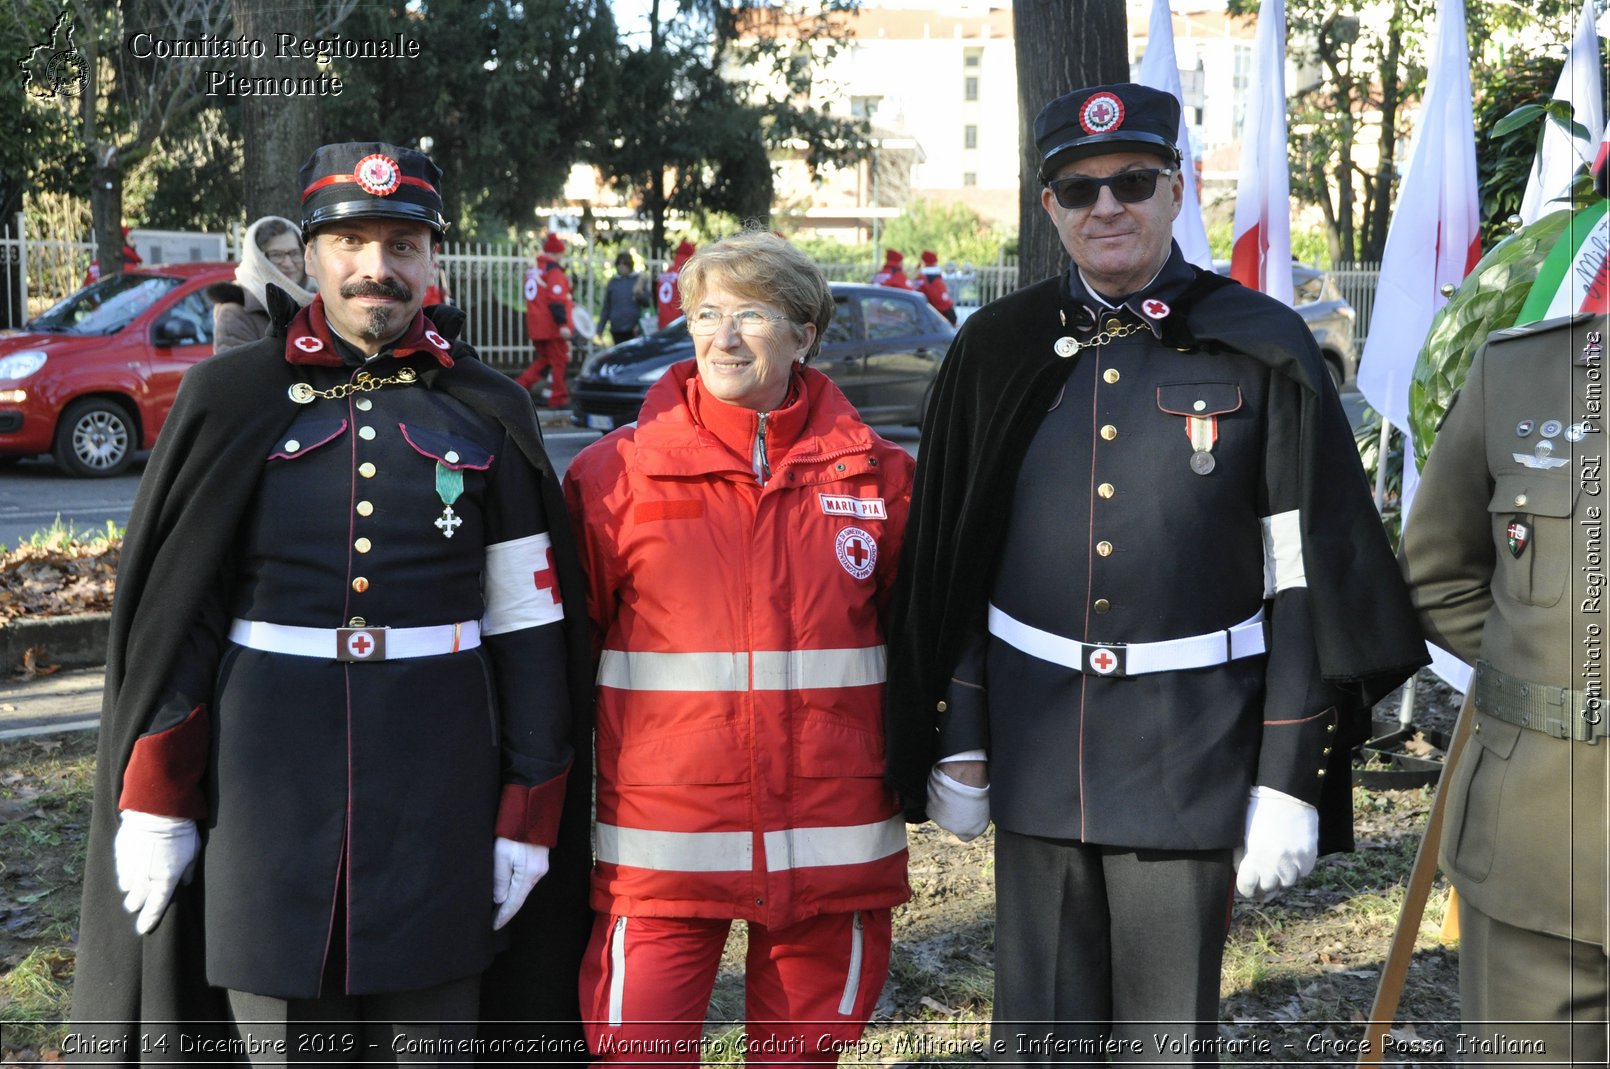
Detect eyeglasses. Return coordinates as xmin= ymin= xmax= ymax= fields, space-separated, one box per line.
xmin=688 ymin=308 xmax=791 ymax=337
xmin=264 ymin=249 xmax=302 ymax=265
xmin=1047 ymin=167 xmax=1175 ymax=210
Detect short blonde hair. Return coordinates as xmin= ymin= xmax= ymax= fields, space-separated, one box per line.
xmin=678 ymin=230 xmax=835 ymax=359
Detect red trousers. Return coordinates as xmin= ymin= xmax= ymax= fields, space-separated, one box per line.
xmin=579 ymin=910 xmax=891 ymax=1066
xmin=516 ymin=338 xmax=570 ymax=405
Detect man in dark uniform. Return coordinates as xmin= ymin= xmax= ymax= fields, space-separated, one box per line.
xmin=70 ymin=142 xmax=595 ymax=1061
xmin=1401 ymin=289 xmax=1608 ymax=1061
xmin=886 ymin=84 xmax=1426 ymax=1060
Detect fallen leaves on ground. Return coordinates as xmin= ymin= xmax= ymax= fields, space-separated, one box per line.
xmin=0 ymin=541 xmax=119 ymax=624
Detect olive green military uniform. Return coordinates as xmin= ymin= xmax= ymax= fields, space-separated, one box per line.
xmin=1401 ymin=310 xmax=1610 ymax=1065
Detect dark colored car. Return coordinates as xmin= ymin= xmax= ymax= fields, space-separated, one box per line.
xmin=0 ymin=262 xmax=234 ymax=476
xmin=1213 ymin=261 xmax=1359 ymax=390
xmin=571 ymin=282 xmax=956 ymax=431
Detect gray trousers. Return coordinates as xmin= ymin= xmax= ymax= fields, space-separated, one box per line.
xmin=992 ymin=830 xmax=1233 ymax=1066
xmin=225 ymin=975 xmax=480 ymax=1066
xmin=1458 ymin=897 xmax=1609 ymax=1066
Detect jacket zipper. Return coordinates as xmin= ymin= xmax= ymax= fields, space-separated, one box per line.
xmin=754 ymin=411 xmax=771 ymax=484
xmin=608 ymin=915 xmax=628 ymax=1026
xmin=836 ymin=910 xmax=864 ymax=1015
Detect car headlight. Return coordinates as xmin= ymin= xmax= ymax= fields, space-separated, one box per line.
xmin=637 ymin=364 xmax=671 ymax=384
xmin=0 ymin=351 xmax=46 ymax=380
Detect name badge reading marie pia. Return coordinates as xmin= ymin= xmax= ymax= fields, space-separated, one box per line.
xmin=818 ymin=494 xmax=887 ymax=520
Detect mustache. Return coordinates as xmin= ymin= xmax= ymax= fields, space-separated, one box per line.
xmin=340 ymin=279 xmax=412 ymax=301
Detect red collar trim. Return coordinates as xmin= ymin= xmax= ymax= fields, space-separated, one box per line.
xmin=284 ymin=296 xmax=454 ymax=367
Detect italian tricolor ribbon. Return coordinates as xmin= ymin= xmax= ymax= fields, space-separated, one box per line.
xmin=1516 ymin=198 xmax=1610 ymax=323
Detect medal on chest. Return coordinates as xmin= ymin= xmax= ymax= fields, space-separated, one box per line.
xmin=434 ymin=463 xmax=464 ymax=538
xmin=1186 ymin=414 xmax=1218 ymax=475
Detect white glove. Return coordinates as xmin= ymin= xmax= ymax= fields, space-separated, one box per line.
xmin=114 ymin=810 xmax=199 ymax=935
xmin=1234 ymin=786 xmax=1318 ymax=900
xmin=492 ymin=838 xmax=550 ymax=930
xmin=926 ymin=764 xmax=991 ymax=841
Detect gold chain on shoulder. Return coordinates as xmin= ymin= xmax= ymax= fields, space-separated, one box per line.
xmin=288 ymin=367 xmax=419 ymax=405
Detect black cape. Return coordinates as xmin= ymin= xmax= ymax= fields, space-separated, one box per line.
xmin=885 ymin=271 xmax=1428 ymax=850
xmin=69 ymin=297 xmax=594 ymax=1062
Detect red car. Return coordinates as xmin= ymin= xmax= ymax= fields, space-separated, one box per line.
xmin=0 ymin=262 xmax=235 ymax=476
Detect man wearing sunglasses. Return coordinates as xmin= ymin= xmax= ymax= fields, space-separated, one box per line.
xmin=887 ymin=82 xmax=1426 ymax=1059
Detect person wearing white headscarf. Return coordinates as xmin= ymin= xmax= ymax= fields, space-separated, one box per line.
xmin=207 ymin=216 xmax=316 ymax=352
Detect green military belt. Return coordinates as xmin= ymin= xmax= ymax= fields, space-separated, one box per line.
xmin=1472 ymin=660 xmax=1606 ymax=743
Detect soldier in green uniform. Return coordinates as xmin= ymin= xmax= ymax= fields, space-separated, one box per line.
xmin=1400 ymin=305 xmax=1609 ymax=1064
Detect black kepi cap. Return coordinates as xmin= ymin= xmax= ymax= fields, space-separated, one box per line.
xmin=1035 ymin=82 xmax=1181 ymax=182
xmin=298 ymin=141 xmax=449 ymax=236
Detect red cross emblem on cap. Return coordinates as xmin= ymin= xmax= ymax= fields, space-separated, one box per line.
xmin=1142 ymin=299 xmax=1171 ymax=320
xmin=354 ymin=153 xmax=402 ymax=197
xmin=294 ymin=336 xmax=324 ymax=353
xmin=1080 ymin=93 xmax=1125 ymax=135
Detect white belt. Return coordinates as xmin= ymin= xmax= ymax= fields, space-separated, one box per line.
xmin=986 ymin=604 xmax=1265 ymax=678
xmin=228 ymin=618 xmax=481 ymax=662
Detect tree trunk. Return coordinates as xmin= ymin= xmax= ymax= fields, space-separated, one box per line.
xmin=236 ymin=0 xmax=323 ymax=223
xmin=89 ymin=148 xmax=124 ymax=278
xmin=1013 ymin=0 xmax=1130 ymax=287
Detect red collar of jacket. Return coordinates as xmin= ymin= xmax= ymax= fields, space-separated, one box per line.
xmin=284 ymin=296 xmax=455 ymax=368
xmin=631 ymin=360 xmax=876 ymax=479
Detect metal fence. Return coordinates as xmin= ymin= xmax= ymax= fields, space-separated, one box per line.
xmin=1331 ymin=261 xmax=1382 ymax=349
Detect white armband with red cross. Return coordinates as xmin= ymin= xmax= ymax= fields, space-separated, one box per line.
xmin=483 ymin=531 xmax=565 ymax=635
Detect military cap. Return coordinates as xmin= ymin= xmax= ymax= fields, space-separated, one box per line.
xmin=1035 ymin=82 xmax=1182 ymax=182
xmin=298 ymin=141 xmax=448 ymax=236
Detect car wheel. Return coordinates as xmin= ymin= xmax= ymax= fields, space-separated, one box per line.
xmin=52 ymin=398 xmax=137 ymax=477
xmin=1323 ymin=354 xmax=1345 ymax=392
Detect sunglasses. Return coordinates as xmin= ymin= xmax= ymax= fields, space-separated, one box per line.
xmin=1047 ymin=167 xmax=1175 ymax=210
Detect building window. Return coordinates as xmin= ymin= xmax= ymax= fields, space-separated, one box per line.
xmin=964 ymin=48 xmax=981 ymax=68
xmin=963 ymin=172 xmax=977 ymax=187
xmin=964 ymin=125 xmax=977 ymax=149
xmin=851 ymin=95 xmax=882 ymax=120
xmin=964 ymin=76 xmax=979 ymax=101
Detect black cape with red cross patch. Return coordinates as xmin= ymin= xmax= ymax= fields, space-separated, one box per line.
xmin=69 ymin=291 xmax=594 ymax=1062
xmin=884 ymin=258 xmax=1428 ymax=852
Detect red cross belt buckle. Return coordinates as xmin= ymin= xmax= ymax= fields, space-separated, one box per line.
xmin=1085 ymin=643 xmax=1126 ymax=677
xmin=337 ymin=627 xmax=388 ymax=662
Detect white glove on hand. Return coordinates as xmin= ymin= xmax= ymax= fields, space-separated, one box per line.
xmin=492 ymin=838 xmax=550 ymax=930
xmin=1234 ymin=786 xmax=1318 ymax=901
xmin=926 ymin=764 xmax=991 ymax=842
xmin=114 ymin=810 xmax=199 ymax=935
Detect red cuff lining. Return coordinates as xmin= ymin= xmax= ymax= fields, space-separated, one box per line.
xmin=119 ymin=705 xmax=209 ymax=820
xmin=495 ymin=766 xmax=570 ymax=846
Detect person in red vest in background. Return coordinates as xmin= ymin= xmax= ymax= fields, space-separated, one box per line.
xmin=872 ymin=248 xmax=911 ymax=289
xmin=519 ymin=234 xmax=575 ymax=407
xmin=83 ymin=226 xmax=143 ymax=286
xmin=915 ymin=250 xmax=957 ymax=326
xmin=655 ymin=239 xmax=696 ymax=329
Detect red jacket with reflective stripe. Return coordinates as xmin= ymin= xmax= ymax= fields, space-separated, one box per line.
xmin=564 ymin=363 xmax=914 ymax=926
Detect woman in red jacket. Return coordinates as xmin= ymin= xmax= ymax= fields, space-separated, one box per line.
xmin=564 ymin=230 xmax=914 ymax=1064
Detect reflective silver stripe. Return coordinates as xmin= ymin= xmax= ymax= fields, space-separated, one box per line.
xmin=837 ymin=911 xmax=864 ymax=1016
xmin=597 ymin=650 xmax=746 ymax=691
xmin=595 ymin=823 xmax=753 ymax=872
xmin=752 ymin=647 xmax=887 ymax=690
xmin=607 ymin=916 xmax=627 ymax=1028
xmin=595 ymin=818 xmax=906 ymax=874
xmin=762 ymin=817 xmax=907 ymax=871
xmin=1260 ymin=510 xmax=1307 ymax=594
xmin=596 ymin=646 xmax=887 ymax=691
